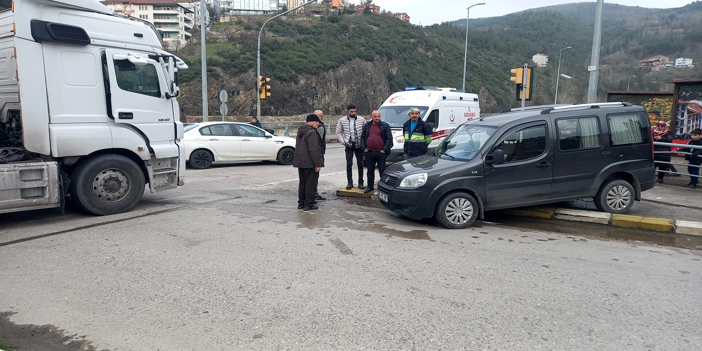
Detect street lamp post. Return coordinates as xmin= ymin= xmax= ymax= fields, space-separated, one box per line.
xmin=554 ymin=46 xmax=571 ymax=104
xmin=587 ymin=0 xmax=604 ymax=102
xmin=200 ymin=0 xmax=208 ymax=121
xmin=627 ymin=75 xmax=636 ymax=91
xmin=257 ymin=0 xmax=316 ymax=119
xmin=462 ymin=2 xmax=485 ymax=92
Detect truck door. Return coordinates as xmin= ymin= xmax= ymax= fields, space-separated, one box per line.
xmin=103 ymin=49 xmax=175 ymax=143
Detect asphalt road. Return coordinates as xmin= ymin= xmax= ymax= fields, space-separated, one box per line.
xmin=0 ymin=144 xmax=701 ymax=350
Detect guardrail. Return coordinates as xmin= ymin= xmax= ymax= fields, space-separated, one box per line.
xmin=261 ymin=121 xmax=337 ymax=137
xmin=653 ymin=141 xmax=702 ymax=176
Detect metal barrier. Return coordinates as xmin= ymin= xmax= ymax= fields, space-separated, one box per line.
xmin=653 ymin=141 xmax=702 ymax=176
xmin=261 ymin=121 xmax=337 ymax=137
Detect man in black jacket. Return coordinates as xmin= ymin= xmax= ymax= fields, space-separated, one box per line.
xmin=684 ymin=128 xmax=702 ymax=188
xmin=313 ymin=110 xmax=327 ymax=201
xmin=360 ymin=110 xmax=392 ymax=193
xmin=293 ymin=114 xmax=325 ymax=211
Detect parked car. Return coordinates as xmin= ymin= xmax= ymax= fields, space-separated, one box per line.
xmin=182 ymin=122 xmax=296 ymax=169
xmin=377 ymin=102 xmax=656 ymax=229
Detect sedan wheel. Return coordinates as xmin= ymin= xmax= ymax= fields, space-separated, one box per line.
xmin=189 ymin=150 xmax=213 ymax=169
xmin=277 ymin=147 xmax=295 ymax=165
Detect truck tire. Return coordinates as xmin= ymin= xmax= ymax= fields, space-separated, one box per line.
xmin=188 ymin=149 xmax=213 ymax=169
xmin=594 ymin=179 xmax=635 ymax=214
xmin=434 ymin=192 xmax=479 ymax=229
xmin=69 ymin=154 xmax=145 ymax=216
xmin=277 ymin=147 xmax=295 ymax=165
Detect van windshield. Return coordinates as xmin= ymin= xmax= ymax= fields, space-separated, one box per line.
xmin=436 ymin=124 xmax=497 ymax=161
xmin=378 ymin=106 xmax=429 ymax=128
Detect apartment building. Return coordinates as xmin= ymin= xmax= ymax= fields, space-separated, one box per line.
xmin=102 ymin=1 xmax=195 ymax=49
xmin=221 ymin=0 xmax=279 ymax=15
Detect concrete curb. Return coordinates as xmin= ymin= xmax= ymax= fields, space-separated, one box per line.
xmin=503 ymin=207 xmax=702 ymax=237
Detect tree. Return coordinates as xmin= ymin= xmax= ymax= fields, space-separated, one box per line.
xmin=363 ymin=5 xmax=371 ymax=15
xmin=281 ymin=4 xmax=288 ymax=12
xmin=365 ymin=0 xmax=373 ymax=3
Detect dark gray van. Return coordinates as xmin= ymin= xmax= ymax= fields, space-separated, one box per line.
xmin=377 ymin=102 xmax=656 ymax=229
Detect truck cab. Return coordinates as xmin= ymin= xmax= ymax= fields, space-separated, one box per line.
xmin=0 ymin=0 xmax=188 ymax=215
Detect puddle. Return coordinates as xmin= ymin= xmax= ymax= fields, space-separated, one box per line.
xmin=487 ymin=213 xmax=702 ymax=250
xmin=0 ymin=312 xmax=101 ymax=351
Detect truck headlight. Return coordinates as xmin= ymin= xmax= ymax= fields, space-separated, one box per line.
xmin=399 ymin=173 xmax=428 ymax=188
xmin=395 ymin=135 xmax=405 ymax=143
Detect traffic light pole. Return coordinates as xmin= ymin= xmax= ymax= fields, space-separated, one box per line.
xmin=521 ymin=63 xmax=528 ymax=110
xmin=257 ymin=1 xmax=315 ymax=119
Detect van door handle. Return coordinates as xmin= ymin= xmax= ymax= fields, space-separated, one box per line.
xmin=536 ymin=162 xmax=551 ymax=169
xmin=118 ymin=112 xmax=133 ymax=120
xmin=602 ymin=151 xmax=612 ymax=155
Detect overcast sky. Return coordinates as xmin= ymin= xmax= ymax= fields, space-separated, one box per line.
xmin=348 ymin=0 xmax=694 ymax=25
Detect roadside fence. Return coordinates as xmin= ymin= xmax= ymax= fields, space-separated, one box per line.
xmin=653 ymin=141 xmax=702 ymax=176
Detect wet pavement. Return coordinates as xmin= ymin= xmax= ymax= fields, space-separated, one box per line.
xmin=0 ymin=145 xmax=701 ymax=350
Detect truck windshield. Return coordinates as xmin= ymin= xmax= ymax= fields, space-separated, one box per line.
xmin=377 ymin=106 xmax=429 ymax=129
xmin=436 ymin=124 xmax=497 ymax=161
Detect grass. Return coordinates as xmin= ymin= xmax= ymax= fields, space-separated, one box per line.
xmin=0 ymin=340 xmax=10 ymax=349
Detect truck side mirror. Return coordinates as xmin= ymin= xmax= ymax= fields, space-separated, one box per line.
xmin=492 ymin=149 xmax=505 ymax=165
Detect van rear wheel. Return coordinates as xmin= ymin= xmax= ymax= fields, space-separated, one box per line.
xmin=435 ymin=192 xmax=479 ymax=229
xmin=594 ymin=179 xmax=634 ymax=214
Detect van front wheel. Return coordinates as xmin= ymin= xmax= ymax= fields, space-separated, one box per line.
xmin=595 ymin=179 xmax=634 ymax=214
xmin=435 ymin=192 xmax=479 ymax=229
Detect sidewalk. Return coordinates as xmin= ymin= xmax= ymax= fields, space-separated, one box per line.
xmin=642 ymin=182 xmax=702 ymax=210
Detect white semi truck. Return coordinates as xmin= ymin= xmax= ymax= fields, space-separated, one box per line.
xmin=0 ymin=0 xmax=188 ymax=215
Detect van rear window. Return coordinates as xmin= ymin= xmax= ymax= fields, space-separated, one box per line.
xmin=608 ymin=113 xmax=646 ymax=146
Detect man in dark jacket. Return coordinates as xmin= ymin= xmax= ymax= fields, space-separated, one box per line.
xmin=251 ymin=116 xmax=263 ymax=129
xmin=402 ymin=107 xmax=433 ymax=159
xmin=293 ymin=114 xmax=325 ymax=211
xmin=652 ymin=120 xmax=672 ymax=183
xmin=683 ymin=128 xmax=702 ymax=188
xmin=360 ymin=110 xmax=392 ymax=193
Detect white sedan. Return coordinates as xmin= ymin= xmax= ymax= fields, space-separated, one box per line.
xmin=182 ymin=122 xmax=296 ymax=169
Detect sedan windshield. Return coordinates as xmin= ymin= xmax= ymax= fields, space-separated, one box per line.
xmin=377 ymin=106 xmax=429 ymax=128
xmin=436 ymin=124 xmax=497 ymax=161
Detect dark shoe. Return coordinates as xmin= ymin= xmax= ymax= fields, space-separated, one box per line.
xmin=315 ymin=194 xmax=327 ymax=201
xmin=303 ymin=205 xmax=319 ymax=211
xmin=297 ymin=204 xmax=304 ymax=209
xmin=346 ymin=183 xmax=353 ymax=190
xmin=685 ymin=184 xmax=698 ymax=188
xmin=358 ymin=182 xmax=365 ymax=190
xmin=363 ymin=187 xmax=374 ymax=194
xmin=657 ymin=178 xmax=664 ymax=183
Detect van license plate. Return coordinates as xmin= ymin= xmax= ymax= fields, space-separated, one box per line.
xmin=378 ymin=191 xmax=389 ymax=203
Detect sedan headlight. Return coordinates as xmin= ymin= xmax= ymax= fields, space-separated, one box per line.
xmin=395 ymin=135 xmax=405 ymax=143
xmin=399 ymin=173 xmax=428 ymax=188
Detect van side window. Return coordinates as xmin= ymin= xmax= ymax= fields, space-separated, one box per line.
xmin=495 ymin=126 xmax=547 ymax=163
xmin=425 ymin=110 xmax=439 ymax=130
xmin=608 ymin=113 xmax=646 ymax=146
xmin=113 ymin=59 xmax=161 ymax=98
xmin=557 ymin=117 xmax=601 ymax=151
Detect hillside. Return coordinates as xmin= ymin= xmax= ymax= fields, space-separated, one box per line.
xmin=174 ymin=2 xmax=702 ymax=117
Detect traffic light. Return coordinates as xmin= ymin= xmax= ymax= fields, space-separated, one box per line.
xmin=509 ymin=67 xmax=524 ymax=85
xmin=517 ymin=68 xmax=533 ymax=101
xmin=259 ymin=75 xmax=271 ymax=100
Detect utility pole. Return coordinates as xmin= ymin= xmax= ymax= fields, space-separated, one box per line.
xmin=200 ymin=0 xmax=208 ymax=121
xmin=587 ymin=0 xmax=604 ymax=103
xmin=257 ymin=1 xmax=315 ymax=119
xmin=462 ymin=3 xmax=485 ymax=92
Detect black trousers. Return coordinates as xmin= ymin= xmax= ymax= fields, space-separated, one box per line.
xmin=365 ymin=151 xmax=387 ymax=189
xmin=298 ymin=168 xmax=319 ymax=207
xmin=655 ymin=161 xmax=669 ymax=180
xmin=345 ymin=145 xmax=364 ymax=184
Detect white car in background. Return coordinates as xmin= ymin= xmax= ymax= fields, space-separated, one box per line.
xmin=182 ymin=122 xmax=296 ymax=169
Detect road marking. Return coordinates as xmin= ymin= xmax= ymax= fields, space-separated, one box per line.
xmin=258 ymin=171 xmax=345 ymax=187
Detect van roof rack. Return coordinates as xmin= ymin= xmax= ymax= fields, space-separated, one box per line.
xmin=501 ymin=104 xmax=574 ymax=114
xmin=540 ymin=102 xmax=632 ymax=114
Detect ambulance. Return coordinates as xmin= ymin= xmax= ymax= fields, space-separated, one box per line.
xmin=378 ymin=88 xmax=480 ymax=163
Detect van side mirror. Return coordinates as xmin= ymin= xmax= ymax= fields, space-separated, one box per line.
xmin=492 ymin=149 xmax=505 ymax=165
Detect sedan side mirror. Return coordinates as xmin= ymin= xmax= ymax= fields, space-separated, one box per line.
xmin=264 ymin=132 xmax=273 ymax=138
xmin=492 ymin=149 xmax=506 ymax=165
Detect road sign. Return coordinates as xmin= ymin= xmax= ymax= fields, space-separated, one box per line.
xmin=219 ymin=90 xmax=228 ymax=103
xmin=219 ymin=103 xmax=228 ymax=116
xmin=588 ymin=65 xmax=597 ymax=71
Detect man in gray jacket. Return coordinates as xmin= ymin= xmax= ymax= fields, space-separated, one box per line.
xmin=336 ymin=104 xmax=366 ymax=190
xmin=293 ymin=114 xmax=325 ymax=211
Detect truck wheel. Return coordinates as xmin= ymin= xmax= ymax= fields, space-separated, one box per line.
xmin=69 ymin=154 xmax=145 ymax=216
xmin=434 ymin=192 xmax=479 ymax=229
xmin=594 ymin=179 xmax=634 ymax=214
xmin=277 ymin=147 xmax=295 ymax=165
xmin=189 ymin=149 xmax=213 ymax=169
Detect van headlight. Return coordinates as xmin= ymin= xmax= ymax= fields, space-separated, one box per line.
xmin=399 ymin=173 xmax=428 ymax=188
xmin=395 ymin=135 xmax=405 ymax=143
